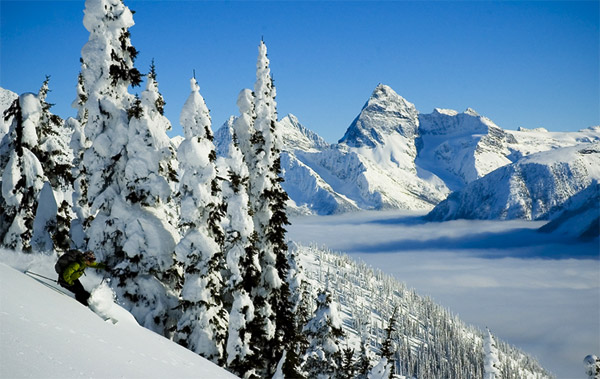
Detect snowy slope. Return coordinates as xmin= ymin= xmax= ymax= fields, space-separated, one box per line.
xmin=427 ymin=143 xmax=600 ymax=222
xmin=279 ymin=114 xmax=330 ymax=152
xmin=417 ymin=108 xmax=517 ymax=190
xmin=538 ymin=180 xmax=600 ymax=239
xmin=0 ymin=250 xmax=236 ymax=379
xmin=295 ymin=243 xmax=552 ymax=378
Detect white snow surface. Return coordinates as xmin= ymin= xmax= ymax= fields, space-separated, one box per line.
xmin=0 ymin=250 xmax=236 ymax=378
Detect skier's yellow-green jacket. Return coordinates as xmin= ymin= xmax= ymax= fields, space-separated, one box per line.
xmin=61 ymin=260 xmax=106 ymax=286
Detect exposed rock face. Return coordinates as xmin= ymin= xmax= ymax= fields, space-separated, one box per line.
xmin=339 ymin=83 xmax=419 ymax=148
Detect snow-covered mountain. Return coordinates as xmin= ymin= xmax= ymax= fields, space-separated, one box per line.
xmin=279 ymin=113 xmax=330 ymax=152
xmin=427 ymin=143 xmax=600 ymax=223
xmin=220 ymin=84 xmax=599 ymax=218
xmin=538 ymin=180 xmax=599 ymax=239
xmin=417 ymin=107 xmax=518 ymax=190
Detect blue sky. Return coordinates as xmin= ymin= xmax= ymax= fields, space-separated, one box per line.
xmin=1 ymin=1 xmax=598 ymax=142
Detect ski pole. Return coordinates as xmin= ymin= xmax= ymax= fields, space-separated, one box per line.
xmin=25 ymin=270 xmax=58 ymax=283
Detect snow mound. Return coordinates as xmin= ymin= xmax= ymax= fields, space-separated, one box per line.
xmin=88 ymin=282 xmax=139 ymax=326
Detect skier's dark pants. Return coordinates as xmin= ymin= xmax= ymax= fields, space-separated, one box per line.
xmin=58 ymin=279 xmax=91 ymax=306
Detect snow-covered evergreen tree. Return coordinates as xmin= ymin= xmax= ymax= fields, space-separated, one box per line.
xmin=236 ymin=39 xmax=297 ymax=376
xmin=74 ymin=0 xmax=141 ymax=255
xmin=220 ymin=120 xmax=261 ymax=376
xmin=72 ymin=0 xmax=185 ymax=335
xmin=377 ymin=306 xmax=398 ymax=378
xmin=30 ymin=77 xmax=73 ymax=252
xmin=484 ymin=328 xmax=501 ymax=379
xmin=341 ymin=346 xmax=357 ymax=379
xmin=355 ymin=335 xmax=374 ymax=378
xmin=68 ymin=72 xmax=90 ymax=249
xmin=281 ymin=244 xmax=309 ymax=377
xmin=303 ymin=290 xmax=344 ymax=378
xmin=75 ymin=0 xmax=141 ymax=259
xmin=115 ymin=62 xmax=181 ymax=335
xmin=174 ymin=77 xmax=227 ymax=364
xmin=368 ymin=357 xmax=391 ymax=379
xmin=0 ymin=94 xmax=46 ymax=252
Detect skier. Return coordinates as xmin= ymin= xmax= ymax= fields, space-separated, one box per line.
xmin=55 ymin=250 xmax=106 ymax=306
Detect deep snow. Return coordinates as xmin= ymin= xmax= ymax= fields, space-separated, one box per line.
xmin=288 ymin=210 xmax=599 ymax=378
xmin=0 ymin=251 xmax=236 ymax=378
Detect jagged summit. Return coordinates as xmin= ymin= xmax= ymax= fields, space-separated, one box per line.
xmin=279 ymin=114 xmax=330 ymax=152
xmin=419 ymin=106 xmax=499 ymax=136
xmin=464 ymin=107 xmax=480 ymax=116
xmin=339 ymin=84 xmax=418 ymax=148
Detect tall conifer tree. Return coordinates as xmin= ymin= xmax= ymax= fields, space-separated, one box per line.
xmin=483 ymin=328 xmax=501 ymax=379
xmin=221 ymin=115 xmax=261 ymax=376
xmin=174 ymin=77 xmax=227 ymax=363
xmin=233 ymin=40 xmax=299 ymax=376
xmin=31 ymin=77 xmax=73 ymax=252
xmin=119 ymin=62 xmax=180 ymax=335
xmin=0 ymin=94 xmax=46 ymax=251
xmin=73 ymin=0 xmax=177 ymax=328
xmin=303 ymin=290 xmax=344 ymax=378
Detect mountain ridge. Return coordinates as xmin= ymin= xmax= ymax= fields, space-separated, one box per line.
xmin=236 ymin=84 xmax=599 ymax=221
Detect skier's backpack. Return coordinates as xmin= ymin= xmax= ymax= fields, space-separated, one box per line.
xmin=54 ymin=250 xmax=83 ymax=274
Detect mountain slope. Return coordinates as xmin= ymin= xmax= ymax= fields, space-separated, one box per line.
xmin=427 ymin=143 xmax=600 ymax=221
xmin=274 ymin=85 xmax=449 ymax=214
xmin=538 ymin=180 xmax=600 ymax=239
xmin=0 ymin=251 xmax=236 ymax=379
xmin=296 ymin=243 xmax=552 ymax=378
xmin=417 ymin=108 xmax=517 ymax=190
xmin=339 ymin=83 xmax=418 ymax=148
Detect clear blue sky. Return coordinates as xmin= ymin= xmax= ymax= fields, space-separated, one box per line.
xmin=1 ymin=1 xmax=598 ymax=142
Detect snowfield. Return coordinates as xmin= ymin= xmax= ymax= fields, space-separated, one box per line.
xmin=0 ymin=251 xmax=236 ymax=379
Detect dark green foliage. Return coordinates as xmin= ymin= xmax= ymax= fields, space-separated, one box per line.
xmin=355 ymin=340 xmax=372 ymax=378
xmin=148 ymin=59 xmax=166 ymax=115
xmin=341 ymin=347 xmax=357 ymax=379
xmin=53 ymin=200 xmax=72 ymax=252
xmin=127 ymin=94 xmax=143 ymax=120
xmin=381 ymin=306 xmax=399 ymax=361
xmin=108 ymin=30 xmax=143 ymax=87
xmin=0 ymin=99 xmax=35 ymax=251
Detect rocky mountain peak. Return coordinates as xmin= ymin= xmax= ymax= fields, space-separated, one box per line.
xmin=279 ymin=114 xmax=330 ymax=152
xmin=339 ymin=84 xmax=419 ymax=148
